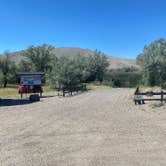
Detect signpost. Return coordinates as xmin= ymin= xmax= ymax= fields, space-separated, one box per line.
xmin=16 ymin=72 xmax=44 ymax=101
xmin=21 ymin=75 xmax=42 ymax=85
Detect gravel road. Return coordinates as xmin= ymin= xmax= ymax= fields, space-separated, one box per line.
xmin=0 ymin=88 xmax=166 ymax=166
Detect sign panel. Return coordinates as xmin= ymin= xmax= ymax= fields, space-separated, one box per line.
xmin=21 ymin=75 xmax=42 ymax=85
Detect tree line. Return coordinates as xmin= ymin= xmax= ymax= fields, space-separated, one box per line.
xmin=0 ymin=45 xmax=112 ymax=90
xmin=0 ymin=44 xmax=141 ymax=90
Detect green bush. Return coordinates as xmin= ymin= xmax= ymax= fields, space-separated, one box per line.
xmin=49 ymin=52 xmax=110 ymax=92
xmin=104 ymin=67 xmax=142 ymax=87
xmin=161 ymin=82 xmax=166 ymax=89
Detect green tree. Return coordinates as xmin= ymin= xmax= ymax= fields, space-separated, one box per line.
xmin=87 ymin=50 xmax=109 ymax=82
xmin=49 ymin=56 xmax=84 ymax=91
xmin=137 ymin=38 xmax=166 ymax=86
xmin=18 ymin=59 xmax=36 ymax=72
xmin=49 ymin=50 xmax=110 ymax=92
xmin=22 ymin=44 xmax=55 ymax=72
xmin=73 ymin=54 xmax=91 ymax=83
xmin=0 ymin=52 xmax=17 ymax=87
xmin=0 ymin=67 xmax=3 ymax=87
xmin=107 ymin=67 xmax=142 ymax=87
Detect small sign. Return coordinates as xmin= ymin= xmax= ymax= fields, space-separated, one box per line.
xmin=21 ymin=75 xmax=42 ymax=85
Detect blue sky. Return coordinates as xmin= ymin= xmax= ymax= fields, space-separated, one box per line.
xmin=0 ymin=0 xmax=166 ymax=58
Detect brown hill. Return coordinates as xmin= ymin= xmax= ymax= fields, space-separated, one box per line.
xmin=0 ymin=47 xmax=140 ymax=69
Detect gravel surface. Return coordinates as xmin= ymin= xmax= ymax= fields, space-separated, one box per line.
xmin=0 ymin=88 xmax=166 ymax=166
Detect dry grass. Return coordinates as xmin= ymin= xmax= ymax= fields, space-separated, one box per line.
xmin=86 ymin=83 xmax=111 ymax=90
xmin=0 ymin=85 xmax=54 ymax=98
xmin=139 ymin=86 xmax=163 ymax=92
xmin=0 ymin=87 xmax=18 ymax=97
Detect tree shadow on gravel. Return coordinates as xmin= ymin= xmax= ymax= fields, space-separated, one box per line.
xmin=0 ymin=95 xmax=56 ymax=107
xmin=0 ymin=99 xmax=33 ymax=107
xmin=55 ymin=89 xmax=90 ymax=98
xmin=40 ymin=95 xmax=55 ymax=99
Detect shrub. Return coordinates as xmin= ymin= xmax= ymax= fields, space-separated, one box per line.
xmin=104 ymin=68 xmax=142 ymax=87
xmin=161 ymin=82 xmax=166 ymax=89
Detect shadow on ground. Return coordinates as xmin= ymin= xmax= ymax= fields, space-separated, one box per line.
xmin=0 ymin=95 xmax=56 ymax=107
xmin=40 ymin=95 xmax=55 ymax=99
xmin=0 ymin=99 xmax=33 ymax=107
xmin=57 ymin=90 xmax=89 ymax=98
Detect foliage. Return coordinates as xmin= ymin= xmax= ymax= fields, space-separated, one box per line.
xmin=22 ymin=44 xmax=55 ymax=72
xmin=104 ymin=67 xmax=142 ymax=87
xmin=49 ymin=56 xmax=87 ymax=91
xmin=86 ymin=50 xmax=109 ymax=82
xmin=18 ymin=59 xmax=36 ymax=72
xmin=161 ymin=82 xmax=166 ymax=90
xmin=1 ymin=44 xmax=146 ymax=90
xmin=0 ymin=68 xmax=3 ymax=87
xmin=0 ymin=52 xmax=17 ymax=87
xmin=49 ymin=51 xmax=110 ymax=92
xmin=137 ymin=38 xmax=166 ymax=86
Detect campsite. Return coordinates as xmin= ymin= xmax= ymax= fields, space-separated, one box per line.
xmin=1 ymin=0 xmax=166 ymax=165
xmin=1 ymin=88 xmax=166 ymax=165
xmin=1 ymin=38 xmax=166 ymax=166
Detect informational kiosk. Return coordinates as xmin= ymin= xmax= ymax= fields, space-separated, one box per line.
xmin=16 ymin=72 xmax=44 ymax=101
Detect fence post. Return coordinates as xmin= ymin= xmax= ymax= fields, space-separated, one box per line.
xmin=63 ymin=88 xmax=65 ymax=97
xmin=161 ymin=91 xmax=163 ymax=103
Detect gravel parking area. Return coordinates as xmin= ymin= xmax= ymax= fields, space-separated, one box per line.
xmin=0 ymin=88 xmax=166 ymax=166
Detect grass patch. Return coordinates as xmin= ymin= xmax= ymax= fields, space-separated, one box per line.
xmin=0 ymin=87 xmax=18 ymax=97
xmin=86 ymin=83 xmax=111 ymax=90
xmin=139 ymin=85 xmax=163 ymax=92
xmin=43 ymin=86 xmax=55 ymax=92
xmin=151 ymin=102 xmax=164 ymax=109
xmin=0 ymin=84 xmax=55 ymax=98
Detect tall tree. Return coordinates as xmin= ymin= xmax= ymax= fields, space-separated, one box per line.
xmin=49 ymin=56 xmax=84 ymax=90
xmin=49 ymin=51 xmax=109 ymax=91
xmin=0 ymin=52 xmax=17 ymax=87
xmin=137 ymin=38 xmax=166 ymax=86
xmin=0 ymin=67 xmax=3 ymax=87
xmin=87 ymin=50 xmax=109 ymax=82
xmin=22 ymin=44 xmax=55 ymax=72
xmin=18 ymin=59 xmax=36 ymax=72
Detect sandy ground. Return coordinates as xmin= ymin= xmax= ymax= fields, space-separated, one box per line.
xmin=0 ymin=88 xmax=166 ymax=166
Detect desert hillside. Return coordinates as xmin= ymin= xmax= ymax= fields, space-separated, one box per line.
xmin=0 ymin=47 xmax=140 ymax=69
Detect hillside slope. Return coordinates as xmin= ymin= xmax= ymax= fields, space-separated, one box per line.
xmin=0 ymin=47 xmax=140 ymax=69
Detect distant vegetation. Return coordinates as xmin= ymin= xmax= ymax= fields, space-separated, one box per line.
xmin=0 ymin=44 xmax=141 ymax=91
xmin=104 ymin=67 xmax=142 ymax=87
xmin=1 ymin=38 xmax=166 ymax=91
xmin=47 ymin=50 xmax=109 ymax=92
xmin=0 ymin=46 xmax=110 ymax=92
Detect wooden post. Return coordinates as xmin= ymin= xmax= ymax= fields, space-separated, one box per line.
xmin=161 ymin=91 xmax=163 ymax=103
xmin=58 ymin=88 xmax=60 ymax=96
xmin=63 ymin=88 xmax=65 ymax=97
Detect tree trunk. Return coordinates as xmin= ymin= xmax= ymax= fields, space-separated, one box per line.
xmin=3 ymin=79 xmax=7 ymax=88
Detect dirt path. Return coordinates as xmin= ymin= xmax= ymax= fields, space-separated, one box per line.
xmin=0 ymin=88 xmax=166 ymax=166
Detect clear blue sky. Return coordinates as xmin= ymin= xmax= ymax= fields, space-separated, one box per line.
xmin=0 ymin=0 xmax=166 ymax=58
